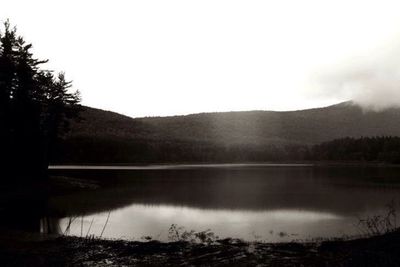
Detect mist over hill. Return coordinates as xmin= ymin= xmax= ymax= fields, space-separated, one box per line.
xmin=51 ymin=101 xmax=400 ymax=164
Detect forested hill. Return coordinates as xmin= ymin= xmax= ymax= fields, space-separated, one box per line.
xmin=51 ymin=102 xmax=400 ymax=163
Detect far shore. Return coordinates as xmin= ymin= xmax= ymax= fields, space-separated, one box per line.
xmin=48 ymin=160 xmax=400 ymax=169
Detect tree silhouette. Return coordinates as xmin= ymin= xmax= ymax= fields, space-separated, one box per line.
xmin=0 ymin=20 xmax=80 ymax=182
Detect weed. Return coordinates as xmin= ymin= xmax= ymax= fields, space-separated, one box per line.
xmin=168 ymin=224 xmax=219 ymax=244
xmin=355 ymin=200 xmax=398 ymax=236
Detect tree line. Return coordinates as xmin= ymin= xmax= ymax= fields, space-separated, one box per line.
xmin=311 ymin=136 xmax=400 ymax=163
xmin=51 ymin=136 xmax=400 ymax=164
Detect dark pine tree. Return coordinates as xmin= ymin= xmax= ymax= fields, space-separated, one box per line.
xmin=0 ymin=20 xmax=80 ymax=183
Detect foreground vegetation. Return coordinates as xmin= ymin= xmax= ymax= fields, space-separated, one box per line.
xmin=2 ymin=229 xmax=400 ymax=266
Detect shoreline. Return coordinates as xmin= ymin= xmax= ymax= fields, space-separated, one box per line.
xmin=1 ymin=229 xmax=400 ymax=266
xmin=49 ymin=160 xmax=400 ymax=169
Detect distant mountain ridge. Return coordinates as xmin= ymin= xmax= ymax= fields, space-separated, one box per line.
xmin=68 ymin=101 xmax=400 ymax=144
xmin=52 ymin=101 xmax=400 ymax=163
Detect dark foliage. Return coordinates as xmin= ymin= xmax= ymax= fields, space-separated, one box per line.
xmin=52 ymin=135 xmax=309 ymax=164
xmin=53 ymin=135 xmax=400 ymax=164
xmin=312 ymin=136 xmax=400 ymax=163
xmin=0 ymin=20 xmax=80 ymax=181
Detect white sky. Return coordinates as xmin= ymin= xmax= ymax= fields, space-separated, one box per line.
xmin=1 ymin=0 xmax=400 ymax=117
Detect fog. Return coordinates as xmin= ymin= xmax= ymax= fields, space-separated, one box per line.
xmin=312 ymin=38 xmax=400 ymax=111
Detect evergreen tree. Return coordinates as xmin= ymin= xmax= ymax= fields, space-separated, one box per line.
xmin=0 ymin=20 xmax=80 ymax=182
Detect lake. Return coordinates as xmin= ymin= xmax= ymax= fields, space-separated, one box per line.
xmin=29 ymin=164 xmax=400 ymax=242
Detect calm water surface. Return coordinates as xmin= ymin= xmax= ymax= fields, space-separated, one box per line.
xmin=38 ymin=164 xmax=400 ymax=241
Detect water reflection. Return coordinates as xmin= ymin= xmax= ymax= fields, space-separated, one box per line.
xmin=5 ymin=164 xmax=400 ymax=242
xmin=47 ymin=165 xmax=400 ymax=215
xmin=57 ymin=205 xmax=346 ymax=242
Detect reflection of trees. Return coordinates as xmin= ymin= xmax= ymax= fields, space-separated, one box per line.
xmin=47 ymin=167 xmax=400 ymax=217
xmin=40 ymin=217 xmax=62 ymax=235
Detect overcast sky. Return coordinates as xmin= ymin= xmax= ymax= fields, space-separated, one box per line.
xmin=1 ymin=0 xmax=400 ymax=117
